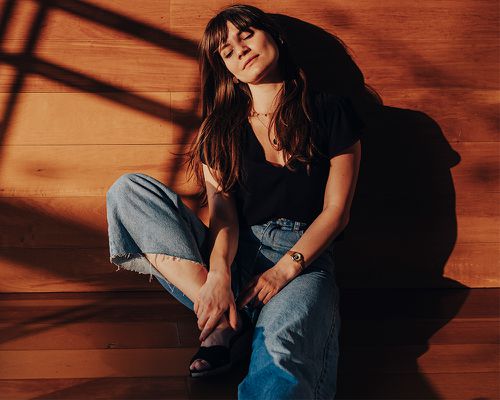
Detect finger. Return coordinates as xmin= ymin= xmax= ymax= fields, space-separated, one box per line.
xmin=197 ymin=307 xmax=209 ymax=331
xmin=237 ymin=276 xmax=259 ymax=307
xmin=238 ymin=285 xmax=260 ymax=309
xmin=257 ymin=287 xmax=268 ymax=303
xmin=228 ymin=302 xmax=238 ymax=331
xmin=262 ymin=290 xmax=274 ymax=305
xmin=196 ymin=303 xmax=203 ymax=320
xmin=242 ymin=275 xmax=260 ymax=293
xmin=195 ymin=298 xmax=204 ymax=318
xmin=199 ymin=313 xmax=220 ymax=342
xmin=194 ymin=299 xmax=199 ymax=315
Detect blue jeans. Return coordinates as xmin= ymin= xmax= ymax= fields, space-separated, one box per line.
xmin=106 ymin=173 xmax=341 ymax=399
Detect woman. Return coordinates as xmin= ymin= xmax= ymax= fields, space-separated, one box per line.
xmin=106 ymin=3 xmax=364 ymax=399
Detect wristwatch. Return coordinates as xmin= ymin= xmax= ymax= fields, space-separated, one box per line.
xmin=286 ymin=250 xmax=305 ymax=272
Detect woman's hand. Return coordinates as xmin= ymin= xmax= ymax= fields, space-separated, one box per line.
xmin=236 ymin=259 xmax=299 ymax=309
xmin=193 ymin=270 xmax=239 ymax=342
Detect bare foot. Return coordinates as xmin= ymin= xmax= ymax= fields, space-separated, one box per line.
xmin=190 ymin=312 xmax=243 ymax=372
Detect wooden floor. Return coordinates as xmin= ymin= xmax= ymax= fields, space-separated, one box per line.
xmin=1 ymin=288 xmax=498 ymax=399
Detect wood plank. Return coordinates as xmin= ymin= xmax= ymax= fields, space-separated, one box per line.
xmin=4 ymin=0 xmax=498 ymax=43
xmin=1 ymin=1 xmax=497 ymax=92
xmin=0 ymin=91 xmax=176 ymax=145
xmin=0 ymin=289 xmax=497 ymax=322
xmin=2 ymin=0 xmax=170 ymax=44
xmin=1 ymin=39 xmax=496 ymax=92
xmin=170 ymin=0 xmax=499 ymax=43
xmin=0 ymin=322 xmax=180 ymax=350
xmin=0 ymin=196 xmax=206 ymax=248
xmin=338 ymin=288 xmax=500 ymax=320
xmin=338 ymin=344 xmax=499 ymax=374
xmin=0 ymin=348 xmax=197 ymax=379
xmin=0 ymin=343 xmax=497 ymax=379
xmin=0 ymin=294 xmax=196 ymax=323
xmin=0 ymin=241 xmax=497 ymax=291
xmin=0 ymin=195 xmax=495 ymax=247
xmin=0 ymin=377 xmax=190 ymax=400
xmin=0 ymin=373 xmax=496 ymax=400
xmin=336 ymin=372 xmax=499 ymax=399
xmin=2 ymin=318 xmax=496 ymax=351
xmin=376 ymin=89 xmax=499 ymax=142
xmin=0 ymin=90 xmax=497 ymax=145
xmin=0 ymin=42 xmax=199 ymax=93
xmin=0 ymin=91 xmax=203 ymax=146
xmin=334 ymin=240 xmax=500 ymax=288
xmin=0 ymin=144 xmax=197 ymax=197
xmin=0 ymin=142 xmax=496 ymax=197
xmin=178 ymin=318 xmax=499 ymax=347
xmin=0 ymin=247 xmax=174 ymax=292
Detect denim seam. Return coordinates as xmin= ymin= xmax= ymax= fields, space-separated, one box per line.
xmin=313 ymin=289 xmax=338 ymax=399
xmin=248 ymin=220 xmax=273 ymax=272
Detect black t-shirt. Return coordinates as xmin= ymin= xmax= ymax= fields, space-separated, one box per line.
xmin=200 ymin=90 xmax=366 ymax=241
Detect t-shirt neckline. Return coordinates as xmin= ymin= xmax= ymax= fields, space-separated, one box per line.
xmin=244 ymin=118 xmax=290 ymax=169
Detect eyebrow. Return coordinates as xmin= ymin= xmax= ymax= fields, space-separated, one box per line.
xmin=218 ymin=29 xmax=246 ymax=53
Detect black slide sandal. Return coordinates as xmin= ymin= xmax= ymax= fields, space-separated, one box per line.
xmin=189 ymin=311 xmax=253 ymax=378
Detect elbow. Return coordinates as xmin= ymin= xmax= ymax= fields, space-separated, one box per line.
xmin=323 ymin=205 xmax=350 ymax=229
xmin=209 ymin=212 xmax=239 ymax=232
xmin=337 ymin=213 xmax=350 ymax=231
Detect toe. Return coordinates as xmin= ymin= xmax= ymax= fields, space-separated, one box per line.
xmin=191 ymin=359 xmax=210 ymax=371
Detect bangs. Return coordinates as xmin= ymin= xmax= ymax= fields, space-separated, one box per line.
xmin=207 ymin=13 xmax=258 ymax=55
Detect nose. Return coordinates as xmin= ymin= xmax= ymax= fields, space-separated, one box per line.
xmin=236 ymin=45 xmax=249 ymax=58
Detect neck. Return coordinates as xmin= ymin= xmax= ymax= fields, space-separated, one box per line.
xmin=247 ymin=80 xmax=285 ymax=114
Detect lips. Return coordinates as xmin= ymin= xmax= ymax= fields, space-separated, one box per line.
xmin=243 ymin=55 xmax=258 ymax=69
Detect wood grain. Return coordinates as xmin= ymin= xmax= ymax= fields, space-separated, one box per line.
xmin=0 ymin=0 xmax=498 ymax=289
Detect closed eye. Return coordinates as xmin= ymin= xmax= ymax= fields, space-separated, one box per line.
xmin=223 ymin=32 xmax=253 ymax=58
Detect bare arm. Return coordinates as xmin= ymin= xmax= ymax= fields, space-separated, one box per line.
xmin=194 ymin=162 xmax=240 ymax=339
xmin=280 ymin=140 xmax=362 ymax=274
xmin=202 ymin=163 xmax=239 ymax=279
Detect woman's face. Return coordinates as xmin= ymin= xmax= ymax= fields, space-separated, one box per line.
xmin=217 ymin=20 xmax=281 ymax=84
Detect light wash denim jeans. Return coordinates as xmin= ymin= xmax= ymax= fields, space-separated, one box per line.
xmin=106 ymin=173 xmax=341 ymax=400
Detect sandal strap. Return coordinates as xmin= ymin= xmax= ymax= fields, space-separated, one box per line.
xmin=190 ymin=345 xmax=230 ymax=368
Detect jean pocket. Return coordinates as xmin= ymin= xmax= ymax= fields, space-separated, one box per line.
xmin=268 ymin=227 xmax=302 ymax=251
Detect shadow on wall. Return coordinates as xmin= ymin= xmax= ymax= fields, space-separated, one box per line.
xmin=272 ymin=14 xmax=467 ymax=399
xmin=0 ymin=2 xmax=467 ymax=399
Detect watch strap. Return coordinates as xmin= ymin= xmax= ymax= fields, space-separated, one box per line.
xmin=286 ymin=250 xmax=305 ymax=272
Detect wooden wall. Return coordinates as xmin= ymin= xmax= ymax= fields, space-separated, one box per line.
xmin=0 ymin=0 xmax=498 ymax=292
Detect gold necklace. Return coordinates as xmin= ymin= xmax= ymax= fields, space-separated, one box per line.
xmin=249 ymin=109 xmax=278 ymax=146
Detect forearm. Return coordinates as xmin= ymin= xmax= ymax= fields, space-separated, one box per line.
xmin=280 ymin=207 xmax=349 ymax=275
xmin=206 ymin=218 xmax=239 ymax=277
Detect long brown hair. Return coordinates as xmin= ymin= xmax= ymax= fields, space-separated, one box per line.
xmin=182 ymin=4 xmax=323 ymax=208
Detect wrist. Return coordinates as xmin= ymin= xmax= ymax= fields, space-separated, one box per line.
xmin=208 ymin=255 xmax=231 ymax=275
xmin=208 ymin=268 xmax=231 ymax=282
xmin=278 ymin=256 xmax=302 ymax=280
xmin=285 ymin=250 xmax=305 ymax=275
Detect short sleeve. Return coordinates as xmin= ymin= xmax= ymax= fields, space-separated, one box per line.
xmin=322 ymin=93 xmax=365 ymax=158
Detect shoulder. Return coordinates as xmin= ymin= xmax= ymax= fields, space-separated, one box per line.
xmin=309 ymin=90 xmax=350 ymax=114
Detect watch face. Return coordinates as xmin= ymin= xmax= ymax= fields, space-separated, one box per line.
xmin=292 ymin=252 xmax=303 ymax=261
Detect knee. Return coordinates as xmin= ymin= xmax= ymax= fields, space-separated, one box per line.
xmin=106 ymin=173 xmax=144 ymax=203
xmin=106 ymin=173 xmax=178 ymax=205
